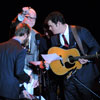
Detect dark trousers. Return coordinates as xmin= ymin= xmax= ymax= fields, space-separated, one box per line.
xmin=46 ymin=74 xmax=65 ymax=100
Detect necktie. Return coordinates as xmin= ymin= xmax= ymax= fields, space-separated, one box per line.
xmin=62 ymin=35 xmax=69 ymax=47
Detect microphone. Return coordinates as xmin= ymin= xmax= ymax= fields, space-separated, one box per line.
xmin=35 ymin=34 xmax=41 ymax=48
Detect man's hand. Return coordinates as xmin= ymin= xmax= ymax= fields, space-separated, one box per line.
xmin=32 ymin=79 xmax=39 ymax=88
xmin=22 ymin=90 xmax=33 ymax=100
xmin=29 ymin=61 xmax=41 ymax=66
xmin=29 ymin=61 xmax=50 ymax=69
xmin=78 ymin=58 xmax=88 ymax=64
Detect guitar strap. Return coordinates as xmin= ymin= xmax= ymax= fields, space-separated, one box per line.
xmin=71 ymin=25 xmax=85 ymax=55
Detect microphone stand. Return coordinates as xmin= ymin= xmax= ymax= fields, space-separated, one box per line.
xmin=74 ymin=77 xmax=100 ymax=99
xmin=70 ymin=70 xmax=100 ymax=99
xmin=37 ymin=65 xmax=42 ymax=100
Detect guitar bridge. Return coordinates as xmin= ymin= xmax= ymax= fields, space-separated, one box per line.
xmin=59 ymin=55 xmax=65 ymax=67
xmin=60 ymin=59 xmax=65 ymax=67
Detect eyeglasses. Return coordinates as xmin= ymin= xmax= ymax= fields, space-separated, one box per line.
xmin=25 ymin=16 xmax=37 ymax=20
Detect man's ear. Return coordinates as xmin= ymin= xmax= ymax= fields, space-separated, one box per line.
xmin=57 ymin=21 xmax=61 ymax=26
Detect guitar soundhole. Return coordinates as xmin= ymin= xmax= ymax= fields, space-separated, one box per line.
xmin=65 ymin=62 xmax=75 ymax=68
xmin=68 ymin=56 xmax=75 ymax=63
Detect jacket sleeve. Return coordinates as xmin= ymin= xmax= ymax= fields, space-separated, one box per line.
xmin=15 ymin=49 xmax=30 ymax=83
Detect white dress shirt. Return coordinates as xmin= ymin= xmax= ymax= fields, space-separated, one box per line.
xmin=60 ymin=24 xmax=69 ymax=46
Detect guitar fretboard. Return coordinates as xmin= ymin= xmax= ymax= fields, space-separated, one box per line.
xmin=71 ymin=54 xmax=100 ymax=62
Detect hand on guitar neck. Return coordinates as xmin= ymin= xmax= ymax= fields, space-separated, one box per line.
xmin=78 ymin=58 xmax=88 ymax=64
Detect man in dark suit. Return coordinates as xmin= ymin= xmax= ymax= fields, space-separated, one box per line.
xmin=0 ymin=23 xmax=31 ymax=100
xmin=44 ymin=11 xmax=100 ymax=100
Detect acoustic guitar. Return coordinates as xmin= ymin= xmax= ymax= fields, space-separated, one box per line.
xmin=48 ymin=47 xmax=100 ymax=76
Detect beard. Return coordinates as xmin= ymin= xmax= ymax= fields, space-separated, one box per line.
xmin=22 ymin=38 xmax=29 ymax=47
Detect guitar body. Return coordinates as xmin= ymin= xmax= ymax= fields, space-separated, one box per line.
xmin=48 ymin=47 xmax=82 ymax=75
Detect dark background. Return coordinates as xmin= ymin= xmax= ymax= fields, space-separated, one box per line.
xmin=0 ymin=0 xmax=100 ymax=98
xmin=0 ymin=0 xmax=99 ymax=44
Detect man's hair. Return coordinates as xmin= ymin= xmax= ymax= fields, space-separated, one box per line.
xmin=15 ymin=23 xmax=30 ymax=36
xmin=44 ymin=11 xmax=66 ymax=25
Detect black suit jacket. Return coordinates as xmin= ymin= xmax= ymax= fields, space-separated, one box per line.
xmin=50 ymin=25 xmax=100 ymax=83
xmin=0 ymin=39 xmax=30 ymax=99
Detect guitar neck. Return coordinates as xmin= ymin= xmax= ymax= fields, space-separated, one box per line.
xmin=75 ymin=54 xmax=100 ymax=61
xmin=69 ymin=54 xmax=100 ymax=62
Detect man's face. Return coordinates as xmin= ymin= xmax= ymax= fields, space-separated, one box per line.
xmin=22 ymin=34 xmax=28 ymax=45
xmin=23 ymin=9 xmax=37 ymax=28
xmin=48 ymin=20 xmax=60 ymax=35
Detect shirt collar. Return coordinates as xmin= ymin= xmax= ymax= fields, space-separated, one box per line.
xmin=63 ymin=24 xmax=69 ymax=35
xmin=12 ymin=37 xmax=21 ymax=44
